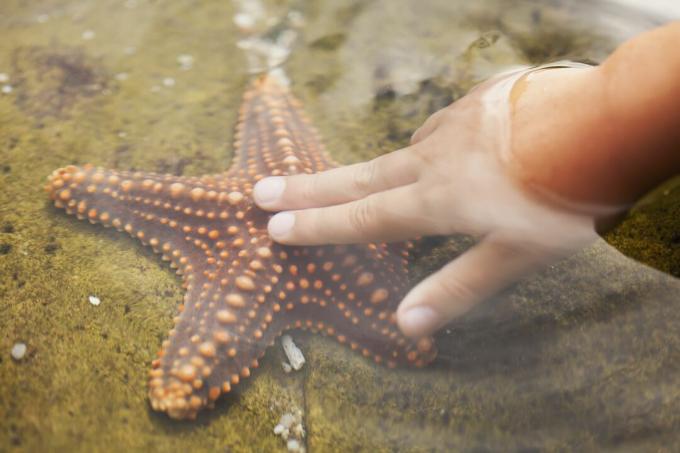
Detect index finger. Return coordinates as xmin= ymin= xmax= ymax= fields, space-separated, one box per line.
xmin=253 ymin=146 xmax=420 ymax=211
xmin=266 ymin=183 xmax=440 ymax=245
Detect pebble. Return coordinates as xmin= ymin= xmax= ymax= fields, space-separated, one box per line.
xmin=281 ymin=335 xmax=305 ymax=371
xmin=273 ymin=410 xmax=306 ymax=452
xmin=281 ymin=361 xmax=292 ymax=373
xmin=2 ymin=85 xmax=13 ymax=94
xmin=269 ymin=67 xmax=290 ymax=87
xmin=115 ymin=72 xmax=129 ymax=81
xmin=279 ymin=413 xmax=296 ymax=428
xmin=0 ymin=73 xmax=8 ymax=83
xmin=162 ymin=77 xmax=175 ymax=87
xmin=11 ymin=342 xmax=27 ymax=360
xmin=234 ymin=13 xmax=256 ymax=30
xmin=177 ymin=54 xmax=194 ymax=70
xmin=124 ymin=46 xmax=137 ymax=55
xmin=286 ymin=439 xmax=301 ymax=452
xmin=88 ymin=295 xmax=101 ymax=306
xmin=36 ymin=14 xmax=49 ymax=23
xmin=82 ymin=30 xmax=95 ymax=40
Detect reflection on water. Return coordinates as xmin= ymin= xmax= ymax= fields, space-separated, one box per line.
xmin=0 ymin=0 xmax=678 ymax=451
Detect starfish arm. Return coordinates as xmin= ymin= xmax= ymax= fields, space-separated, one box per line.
xmin=274 ymin=243 xmax=437 ymax=369
xmin=46 ymin=165 xmax=268 ymax=419
xmin=47 ymin=164 xmax=286 ymax=419
xmin=46 ymin=166 xmax=192 ymax=271
xmin=45 ymin=165 xmax=258 ymax=271
xmin=148 ymin=266 xmax=285 ymax=420
xmin=228 ymin=76 xmax=338 ymax=179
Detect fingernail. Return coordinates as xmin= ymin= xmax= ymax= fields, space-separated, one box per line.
xmin=268 ymin=212 xmax=295 ymax=240
xmin=399 ymin=306 xmax=439 ymax=337
xmin=253 ymin=177 xmax=285 ymax=206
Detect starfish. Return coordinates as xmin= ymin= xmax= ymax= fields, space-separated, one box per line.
xmin=45 ymin=75 xmax=436 ymax=420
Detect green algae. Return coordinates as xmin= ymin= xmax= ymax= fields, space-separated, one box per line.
xmin=1 ymin=0 xmax=679 ymax=452
xmin=605 ymin=177 xmax=680 ymax=278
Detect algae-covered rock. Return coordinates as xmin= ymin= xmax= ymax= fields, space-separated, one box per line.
xmin=1 ymin=0 xmax=677 ymax=451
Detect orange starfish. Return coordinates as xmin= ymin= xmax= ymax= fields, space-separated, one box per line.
xmin=45 ymin=75 xmax=436 ymax=420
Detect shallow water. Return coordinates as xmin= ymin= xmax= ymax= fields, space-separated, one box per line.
xmin=1 ymin=0 xmax=679 ymax=451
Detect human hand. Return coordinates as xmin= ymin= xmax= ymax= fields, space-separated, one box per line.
xmin=253 ymin=22 xmax=680 ymax=339
xmin=253 ymin=66 xmax=599 ymax=338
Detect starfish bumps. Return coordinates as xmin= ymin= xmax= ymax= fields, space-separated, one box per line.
xmin=45 ymin=76 xmax=436 ymax=420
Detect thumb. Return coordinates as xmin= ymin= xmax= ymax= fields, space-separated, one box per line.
xmin=397 ymin=236 xmax=554 ymax=338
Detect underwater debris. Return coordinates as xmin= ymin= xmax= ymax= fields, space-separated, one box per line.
xmin=234 ymin=13 xmax=256 ymax=31
xmin=177 ymin=54 xmax=194 ymax=70
xmin=88 ymin=295 xmax=101 ymax=306
xmin=287 ymin=439 xmax=301 ymax=452
xmin=273 ymin=409 xmax=306 ymax=452
xmin=281 ymin=335 xmax=305 ymax=371
xmin=232 ymin=0 xmax=299 ymax=75
xmin=11 ymin=342 xmax=27 ymax=361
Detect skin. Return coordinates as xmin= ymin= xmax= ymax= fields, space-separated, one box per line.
xmin=253 ymin=22 xmax=680 ymax=339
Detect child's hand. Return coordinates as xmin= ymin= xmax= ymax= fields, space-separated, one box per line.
xmin=253 ymin=66 xmax=597 ymax=338
xmin=254 ymin=22 xmax=680 ymax=338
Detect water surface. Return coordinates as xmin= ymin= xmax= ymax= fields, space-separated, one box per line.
xmin=1 ymin=0 xmax=678 ymax=451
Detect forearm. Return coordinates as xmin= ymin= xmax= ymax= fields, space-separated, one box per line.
xmin=509 ymin=21 xmax=680 ymax=209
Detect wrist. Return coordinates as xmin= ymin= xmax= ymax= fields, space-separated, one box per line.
xmin=506 ymin=65 xmax=622 ymax=214
xmin=507 ymin=24 xmax=680 ymax=213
